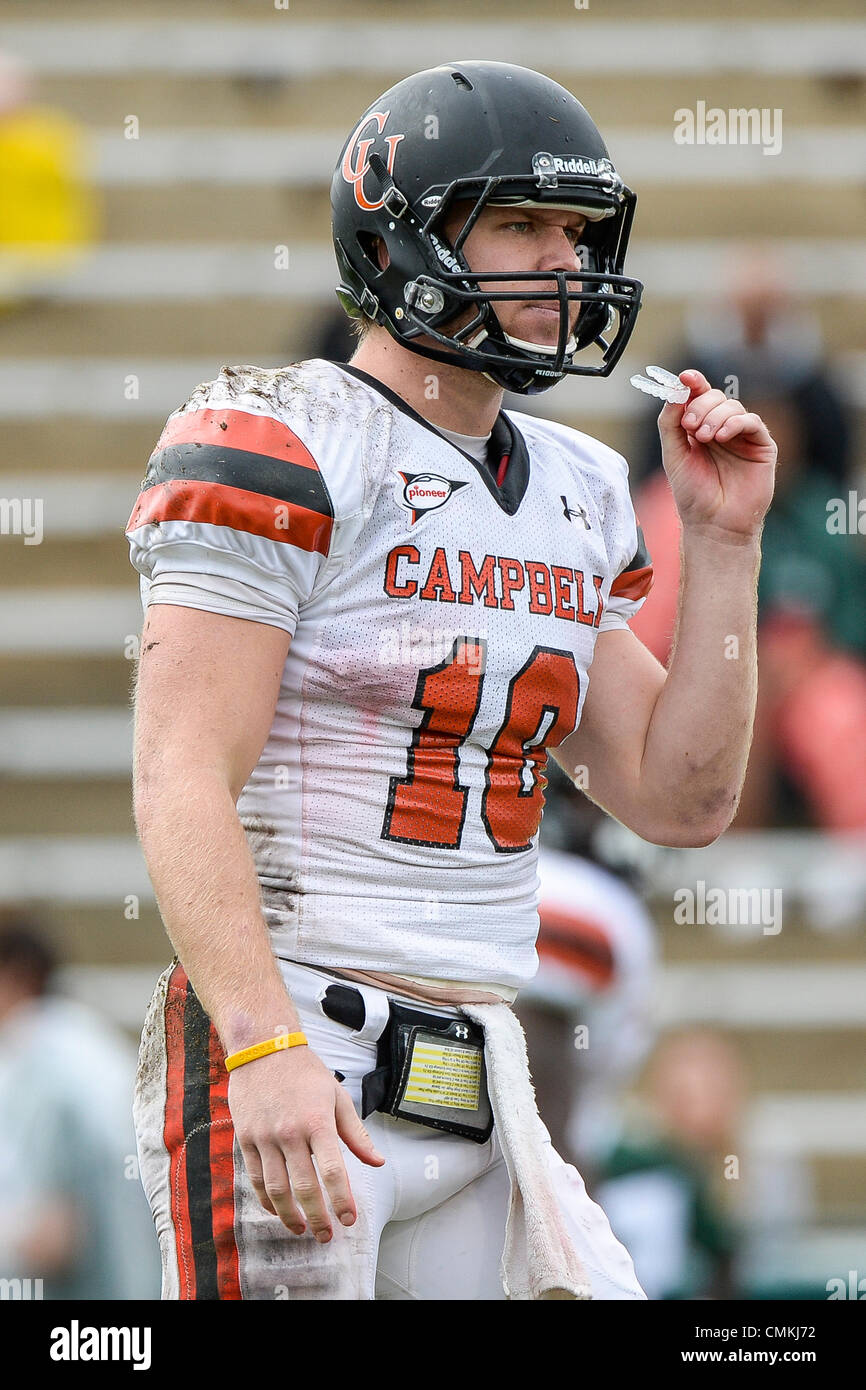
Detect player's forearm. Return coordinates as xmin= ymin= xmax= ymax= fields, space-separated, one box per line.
xmin=638 ymin=524 xmax=762 ymax=841
xmin=134 ymin=770 xmax=300 ymax=1051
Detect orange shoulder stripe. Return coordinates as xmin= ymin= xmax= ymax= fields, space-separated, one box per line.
xmin=610 ymin=564 xmax=654 ymax=602
xmin=127 ymin=479 xmax=332 ymax=555
xmin=156 ymin=407 xmax=319 ymax=473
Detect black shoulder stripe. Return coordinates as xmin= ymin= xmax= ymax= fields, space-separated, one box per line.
xmin=623 ymin=523 xmax=652 ymax=573
xmin=143 ymin=443 xmax=333 ymax=519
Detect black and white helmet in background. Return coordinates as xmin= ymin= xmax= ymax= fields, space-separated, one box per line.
xmin=331 ymin=61 xmax=643 ymax=394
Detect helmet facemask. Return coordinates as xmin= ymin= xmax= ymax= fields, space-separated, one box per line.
xmin=335 ymin=157 xmax=642 ymax=394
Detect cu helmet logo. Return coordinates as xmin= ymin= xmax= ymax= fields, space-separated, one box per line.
xmin=341 ymin=110 xmax=406 ymax=211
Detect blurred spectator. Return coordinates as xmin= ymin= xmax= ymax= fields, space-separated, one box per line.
xmin=628 ymin=257 xmax=866 ymax=829
xmin=0 ymin=50 xmax=98 ymax=309
xmin=0 ymin=911 xmax=159 ymax=1299
xmin=632 ymin=250 xmax=854 ymax=488
xmin=517 ymin=777 xmax=658 ymax=1167
xmin=593 ymin=1029 xmax=743 ymax=1300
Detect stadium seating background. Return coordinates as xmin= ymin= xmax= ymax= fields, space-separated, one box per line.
xmin=0 ymin=0 xmax=864 ymax=1296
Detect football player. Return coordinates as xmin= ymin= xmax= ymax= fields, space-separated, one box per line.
xmin=127 ymin=62 xmax=777 ymax=1300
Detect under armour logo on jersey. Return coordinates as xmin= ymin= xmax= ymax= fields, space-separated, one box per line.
xmin=454 ymin=1024 xmax=469 ymax=1039
xmin=395 ymin=472 xmax=470 ymax=526
xmin=561 ymin=495 xmax=591 ymax=528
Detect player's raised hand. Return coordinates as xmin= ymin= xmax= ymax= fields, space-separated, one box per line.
xmin=228 ymin=1045 xmax=385 ymax=1241
xmin=657 ymin=368 xmax=777 ymax=540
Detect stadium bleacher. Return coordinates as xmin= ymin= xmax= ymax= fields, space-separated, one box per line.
xmin=1 ymin=0 xmax=864 ymax=1289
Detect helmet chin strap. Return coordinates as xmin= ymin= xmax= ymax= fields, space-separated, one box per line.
xmin=465 ymin=325 xmax=577 ymax=359
xmin=502 ymin=329 xmax=578 ymax=356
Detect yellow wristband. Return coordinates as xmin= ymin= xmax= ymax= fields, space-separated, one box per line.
xmin=224 ymin=1032 xmax=308 ymax=1072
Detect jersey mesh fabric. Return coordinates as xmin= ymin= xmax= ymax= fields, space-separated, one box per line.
xmin=126 ymin=359 xmax=651 ymax=989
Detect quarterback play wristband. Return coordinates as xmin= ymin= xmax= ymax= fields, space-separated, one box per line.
xmin=224 ymin=1032 xmax=308 ymax=1072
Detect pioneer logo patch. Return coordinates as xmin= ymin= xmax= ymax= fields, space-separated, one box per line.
xmin=395 ymin=472 xmax=469 ymax=525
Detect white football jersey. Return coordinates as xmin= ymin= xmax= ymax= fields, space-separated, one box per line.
xmin=126 ymin=359 xmax=652 ymax=988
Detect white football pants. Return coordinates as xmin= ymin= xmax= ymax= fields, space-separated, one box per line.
xmin=134 ymin=956 xmax=646 ymax=1300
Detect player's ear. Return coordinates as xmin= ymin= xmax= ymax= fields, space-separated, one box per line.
xmin=374 ymin=237 xmax=390 ymax=272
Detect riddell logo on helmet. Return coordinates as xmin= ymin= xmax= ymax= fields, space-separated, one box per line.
xmin=341 ymin=110 xmax=406 ymax=211
xmin=429 ymin=233 xmax=462 ymax=275
xmin=551 ymin=155 xmax=616 ymax=177
xmin=395 ymin=472 xmax=470 ymax=525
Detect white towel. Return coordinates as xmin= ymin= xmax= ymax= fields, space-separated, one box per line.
xmin=461 ymin=1001 xmax=592 ymax=1300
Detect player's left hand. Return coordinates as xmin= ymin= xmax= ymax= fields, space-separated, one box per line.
xmin=657 ymin=369 xmax=777 ymax=540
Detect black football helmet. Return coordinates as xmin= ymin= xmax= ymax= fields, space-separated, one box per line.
xmin=331 ymin=61 xmax=643 ymax=394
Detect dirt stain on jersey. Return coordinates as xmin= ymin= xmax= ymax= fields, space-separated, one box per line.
xmin=179 ymin=362 xmax=373 ymax=437
xmin=241 ymin=813 xmax=279 ymax=866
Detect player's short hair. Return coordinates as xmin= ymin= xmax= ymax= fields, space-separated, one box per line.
xmin=349 ymin=315 xmax=374 ymax=342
